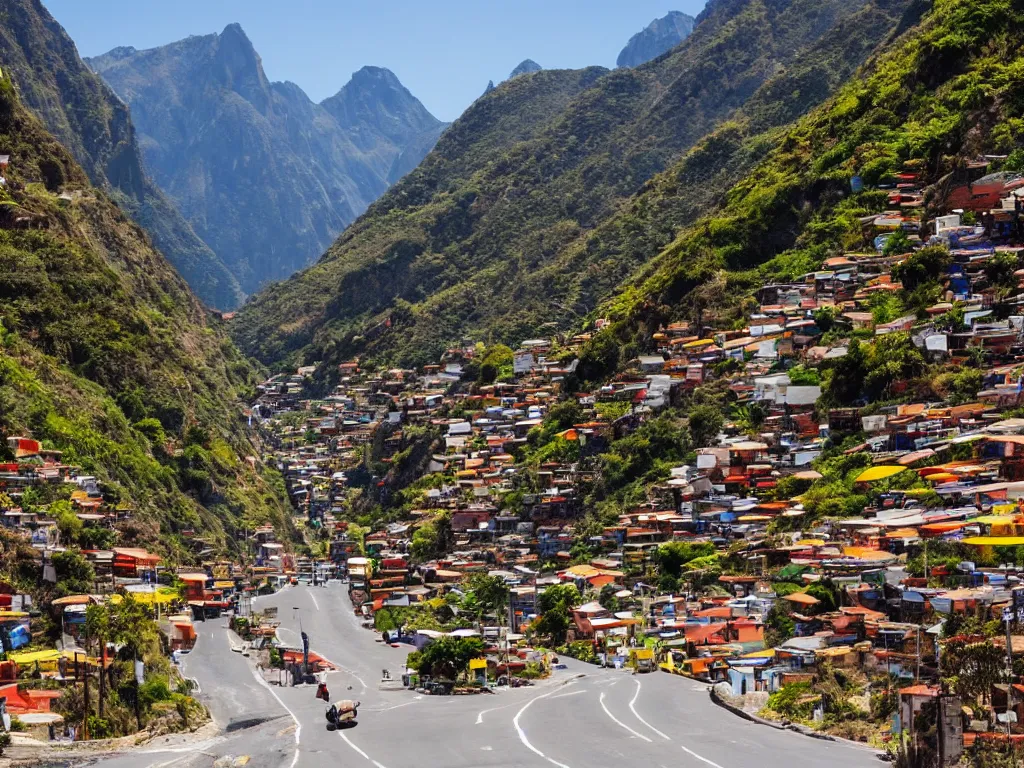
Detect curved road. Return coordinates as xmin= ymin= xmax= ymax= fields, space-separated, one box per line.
xmin=83 ymin=583 xmax=880 ymax=768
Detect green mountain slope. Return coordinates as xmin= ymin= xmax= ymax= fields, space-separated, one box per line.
xmin=0 ymin=73 xmax=291 ymax=560
xmin=233 ymin=0 xmax=917 ymax=371
xmin=0 ymin=0 xmax=244 ymax=310
xmin=603 ymin=0 xmax=1024 ymax=340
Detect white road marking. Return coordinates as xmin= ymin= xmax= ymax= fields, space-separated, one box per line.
xmin=309 ymin=590 xmax=320 ymax=611
xmin=599 ymin=691 xmax=651 ymax=742
xmin=476 ymin=700 xmax=520 ymax=723
xmin=550 ymin=689 xmax=586 ymax=699
xmin=369 ymin=700 xmax=418 ymax=712
xmin=681 ymin=744 xmax=726 ymax=768
xmin=331 ymin=714 xmax=389 ymax=768
xmin=513 ymin=684 xmax=575 ymax=768
xmin=239 ymin=632 xmax=301 ymax=768
xmin=629 ymin=680 xmax=670 ymax=740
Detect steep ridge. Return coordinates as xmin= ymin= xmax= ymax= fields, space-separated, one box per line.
xmin=616 ymin=10 xmax=696 ymax=68
xmin=0 ymin=72 xmax=292 ymax=559
xmin=602 ymin=0 xmax=1024 ymax=345
xmin=0 ymin=0 xmax=243 ymax=310
xmin=233 ymin=0 xmax=916 ymax=371
xmin=88 ymin=26 xmax=447 ymax=297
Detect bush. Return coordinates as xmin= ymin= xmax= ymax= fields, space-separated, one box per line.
xmin=139 ymin=678 xmax=173 ymax=707
xmin=765 ymin=682 xmax=816 ymax=720
xmin=87 ymin=715 xmax=113 ymax=739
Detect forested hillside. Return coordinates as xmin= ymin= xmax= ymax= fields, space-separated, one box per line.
xmin=601 ymin=0 xmax=1024 ymax=353
xmin=0 ymin=73 xmax=292 ymax=561
xmin=234 ymin=0 xmax=920 ymax=373
xmin=0 ymin=0 xmax=244 ymax=310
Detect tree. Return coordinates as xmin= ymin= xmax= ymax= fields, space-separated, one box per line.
xmin=805 ymin=580 xmax=840 ymax=613
xmin=577 ymin=330 xmax=620 ymax=384
xmin=467 ymin=574 xmax=509 ymax=620
xmin=51 ymin=499 xmax=82 ymax=545
xmin=417 ymin=636 xmax=484 ymax=680
xmin=52 ymin=549 xmax=95 ymax=596
xmin=687 ymin=405 xmax=723 ymax=448
xmin=534 ymin=584 xmax=581 ymax=645
xmin=546 ymin=400 xmax=583 ymax=432
xmin=882 ymin=229 xmax=913 ymax=257
xmin=411 ymin=512 xmax=452 ymax=561
xmin=941 ymin=638 xmax=1003 ymax=704
xmin=891 ymin=245 xmax=951 ymax=290
xmin=764 ymin=603 xmax=795 ymax=649
xmin=655 ymin=541 xmax=715 ymax=578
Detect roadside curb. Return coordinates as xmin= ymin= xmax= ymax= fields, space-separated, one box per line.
xmin=708 ymin=684 xmax=882 ymax=752
xmin=708 ymin=684 xmax=787 ymax=731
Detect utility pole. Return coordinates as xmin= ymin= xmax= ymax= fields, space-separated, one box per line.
xmin=133 ymin=650 xmax=142 ymax=731
xmin=1004 ymin=607 xmax=1015 ymax=746
xmin=99 ymin=638 xmax=106 ymax=718
xmin=915 ymin=625 xmax=921 ymax=683
xmin=82 ymin=650 xmax=89 ymax=741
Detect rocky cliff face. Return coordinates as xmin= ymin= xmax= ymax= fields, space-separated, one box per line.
xmin=0 ymin=0 xmax=243 ymax=309
xmin=88 ymin=26 xmax=446 ymax=297
xmin=617 ymin=11 xmax=696 ymax=68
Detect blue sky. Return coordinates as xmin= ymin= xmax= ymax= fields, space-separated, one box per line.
xmin=43 ymin=0 xmax=707 ymax=122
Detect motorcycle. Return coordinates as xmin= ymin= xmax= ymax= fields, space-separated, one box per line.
xmin=316 ymin=682 xmax=330 ymax=702
xmin=325 ymin=700 xmax=359 ymax=730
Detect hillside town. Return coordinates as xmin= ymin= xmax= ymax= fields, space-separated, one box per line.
xmin=241 ymin=161 xmax=1024 ymax=760
xmin=3 ymin=162 xmax=1024 ymax=766
xmin=3 ymin=0 xmax=1024 ymax=766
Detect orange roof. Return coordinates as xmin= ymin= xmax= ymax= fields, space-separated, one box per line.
xmin=782 ymin=592 xmax=820 ymax=605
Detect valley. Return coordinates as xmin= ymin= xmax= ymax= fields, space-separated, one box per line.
xmin=2 ymin=1 xmax=1024 ymax=766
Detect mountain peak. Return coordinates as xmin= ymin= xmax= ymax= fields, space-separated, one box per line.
xmin=212 ymin=22 xmax=269 ymax=106
xmin=321 ymin=66 xmax=441 ymax=140
xmin=349 ymin=65 xmax=403 ymax=90
xmin=508 ymin=59 xmax=542 ymax=79
xmin=216 ymin=22 xmax=260 ymax=69
xmin=617 ymin=10 xmax=696 ymax=68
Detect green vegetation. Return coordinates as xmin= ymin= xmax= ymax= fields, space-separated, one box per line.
xmin=533 ymin=584 xmax=581 ymax=645
xmin=0 ymin=0 xmax=243 ymax=309
xmin=234 ymin=0 xmax=917 ymax=372
xmin=408 ymin=635 xmax=485 ymax=680
xmin=0 ymin=72 xmax=292 ymax=560
xmin=607 ymin=0 xmax=1024 ymax=350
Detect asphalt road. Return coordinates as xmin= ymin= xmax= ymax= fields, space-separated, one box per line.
xmin=79 ymin=583 xmax=881 ymax=768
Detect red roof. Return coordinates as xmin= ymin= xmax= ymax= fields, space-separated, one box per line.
xmin=899 ymin=684 xmax=939 ymax=697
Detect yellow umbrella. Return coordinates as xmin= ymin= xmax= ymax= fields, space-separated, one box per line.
xmin=925 ymin=472 xmax=959 ymax=483
xmin=854 ymin=465 xmax=907 ymax=483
